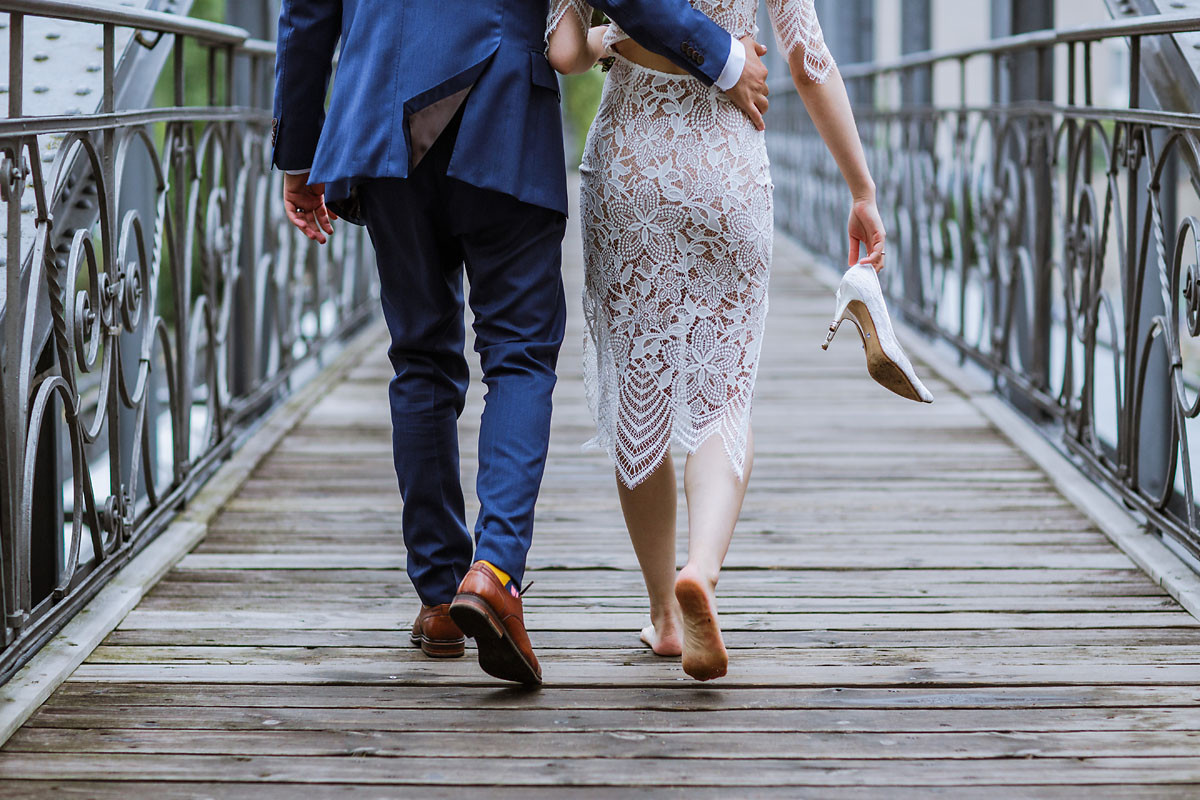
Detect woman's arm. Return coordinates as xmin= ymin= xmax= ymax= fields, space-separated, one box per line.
xmin=791 ymin=62 xmax=885 ymax=269
xmin=548 ymin=20 xmax=608 ymax=75
xmin=769 ymin=0 xmax=885 ymax=269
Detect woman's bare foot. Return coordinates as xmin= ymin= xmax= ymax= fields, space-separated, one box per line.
xmin=674 ymin=564 xmax=727 ymax=681
xmin=639 ymin=616 xmax=683 ymax=657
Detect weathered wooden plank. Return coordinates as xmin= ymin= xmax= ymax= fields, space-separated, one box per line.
xmin=174 ymin=550 xmax=1139 ymax=570
xmin=4 ymin=753 xmax=1200 ymax=786
xmin=156 ymin=566 xmax=1155 ymax=585
xmin=81 ymin=644 xmax=1200 ymax=667
xmin=97 ymin=627 xmax=1200 ymax=650
xmin=8 ymin=728 xmax=1200 ymax=759
xmin=129 ymin=595 xmax=1180 ymax=614
xmin=147 ymin=578 xmax=1169 ymax=599
xmin=45 ymin=681 xmax=1200 ymax=710
xmin=0 ymin=783 xmax=1191 ymax=800
xmin=63 ymin=662 xmax=1200 ymax=686
xmin=26 ymin=704 xmax=1200 ymax=733
xmin=113 ymin=608 xmax=1200 ymax=631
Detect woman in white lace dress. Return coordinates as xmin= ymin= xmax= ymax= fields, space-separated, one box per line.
xmin=548 ymin=0 xmax=885 ymax=680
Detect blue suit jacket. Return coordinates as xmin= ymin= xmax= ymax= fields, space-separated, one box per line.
xmin=272 ymin=0 xmax=733 ymax=217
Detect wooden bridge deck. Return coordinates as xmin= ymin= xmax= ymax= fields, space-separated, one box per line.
xmin=2 ymin=217 xmax=1200 ymax=797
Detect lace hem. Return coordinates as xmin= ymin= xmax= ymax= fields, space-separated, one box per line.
xmin=582 ymin=413 xmax=751 ymax=489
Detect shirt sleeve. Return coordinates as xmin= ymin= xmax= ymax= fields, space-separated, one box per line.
xmin=713 ymin=36 xmax=746 ymax=92
xmin=767 ymin=0 xmax=835 ymax=84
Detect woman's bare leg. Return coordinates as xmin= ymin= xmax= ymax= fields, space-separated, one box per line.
xmin=675 ymin=428 xmax=754 ymax=680
xmin=616 ymin=454 xmax=683 ymax=656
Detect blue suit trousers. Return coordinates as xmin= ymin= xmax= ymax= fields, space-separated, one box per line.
xmin=358 ymin=119 xmax=567 ymax=606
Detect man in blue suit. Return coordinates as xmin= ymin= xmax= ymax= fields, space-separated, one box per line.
xmin=274 ymin=0 xmax=769 ymax=685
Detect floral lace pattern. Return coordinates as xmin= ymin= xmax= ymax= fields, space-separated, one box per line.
xmin=547 ymin=1 xmax=833 ymax=487
xmin=547 ymin=0 xmax=835 ymax=84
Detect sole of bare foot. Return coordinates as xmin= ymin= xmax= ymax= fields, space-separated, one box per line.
xmin=640 ymin=623 xmax=683 ymax=657
xmin=674 ymin=568 xmax=728 ymax=681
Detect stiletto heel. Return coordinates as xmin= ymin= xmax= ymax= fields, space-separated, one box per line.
xmin=821 ymin=261 xmax=934 ymax=404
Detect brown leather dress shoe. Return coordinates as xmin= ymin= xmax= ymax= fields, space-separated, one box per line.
xmin=450 ymin=562 xmax=542 ymax=685
xmin=410 ymin=603 xmax=465 ymax=658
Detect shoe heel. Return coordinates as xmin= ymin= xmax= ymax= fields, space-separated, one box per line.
xmin=450 ymin=595 xmax=506 ymax=641
xmin=821 ymin=283 xmax=858 ymax=351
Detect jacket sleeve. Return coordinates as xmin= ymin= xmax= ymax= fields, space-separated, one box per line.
xmin=589 ymin=0 xmax=732 ymax=86
xmin=272 ymin=0 xmax=342 ymax=171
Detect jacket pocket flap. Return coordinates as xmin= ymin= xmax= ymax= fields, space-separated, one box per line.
xmin=531 ymin=51 xmax=560 ymax=93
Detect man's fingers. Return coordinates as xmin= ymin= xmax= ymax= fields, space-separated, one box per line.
xmin=286 ymin=203 xmax=325 ymax=243
xmin=748 ymin=104 xmax=765 ymax=131
xmin=316 ymin=204 xmax=335 ymax=236
xmin=285 ymin=205 xmax=312 ymax=238
xmin=756 ymin=42 xmax=768 ymax=56
xmin=306 ymin=209 xmax=328 ymax=244
xmin=757 ymin=95 xmax=769 ymax=115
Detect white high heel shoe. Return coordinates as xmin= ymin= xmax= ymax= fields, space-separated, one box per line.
xmin=822 ymin=261 xmax=934 ymax=404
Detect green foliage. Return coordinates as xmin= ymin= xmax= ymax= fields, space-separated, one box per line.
xmin=562 ymin=69 xmax=606 ymax=168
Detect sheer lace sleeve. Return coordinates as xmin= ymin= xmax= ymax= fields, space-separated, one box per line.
xmin=547 ymin=0 xmax=592 ymax=40
xmin=767 ymin=0 xmax=835 ymax=84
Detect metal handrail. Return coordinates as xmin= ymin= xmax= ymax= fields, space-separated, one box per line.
xmin=832 ymin=12 xmax=1200 ymax=81
xmin=769 ymin=9 xmax=1200 ymax=564
xmin=0 ymin=0 xmax=249 ymax=43
xmin=0 ymin=0 xmax=378 ymax=682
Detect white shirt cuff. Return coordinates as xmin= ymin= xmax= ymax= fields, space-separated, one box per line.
xmin=283 ymin=168 xmax=311 ymax=175
xmin=714 ymin=36 xmax=746 ymax=92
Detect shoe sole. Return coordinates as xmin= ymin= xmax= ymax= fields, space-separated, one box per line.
xmin=849 ymin=300 xmax=928 ymax=403
xmin=409 ymin=632 xmax=466 ymax=659
xmin=449 ymin=594 xmax=542 ymax=685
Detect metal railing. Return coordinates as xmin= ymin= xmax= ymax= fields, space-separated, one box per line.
xmin=0 ymin=0 xmax=376 ymax=681
xmin=769 ymin=12 xmax=1200 ymax=562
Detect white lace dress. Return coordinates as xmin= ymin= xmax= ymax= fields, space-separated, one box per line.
xmin=548 ymin=0 xmax=834 ymax=488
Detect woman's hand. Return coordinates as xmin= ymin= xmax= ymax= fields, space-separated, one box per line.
xmin=848 ymin=195 xmax=886 ymax=272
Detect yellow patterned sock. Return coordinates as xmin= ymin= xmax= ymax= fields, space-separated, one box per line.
xmin=480 ymin=560 xmax=512 ymax=587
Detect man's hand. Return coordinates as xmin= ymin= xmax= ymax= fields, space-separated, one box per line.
xmin=725 ymin=37 xmax=769 ymax=131
xmin=284 ymin=172 xmax=337 ymax=245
